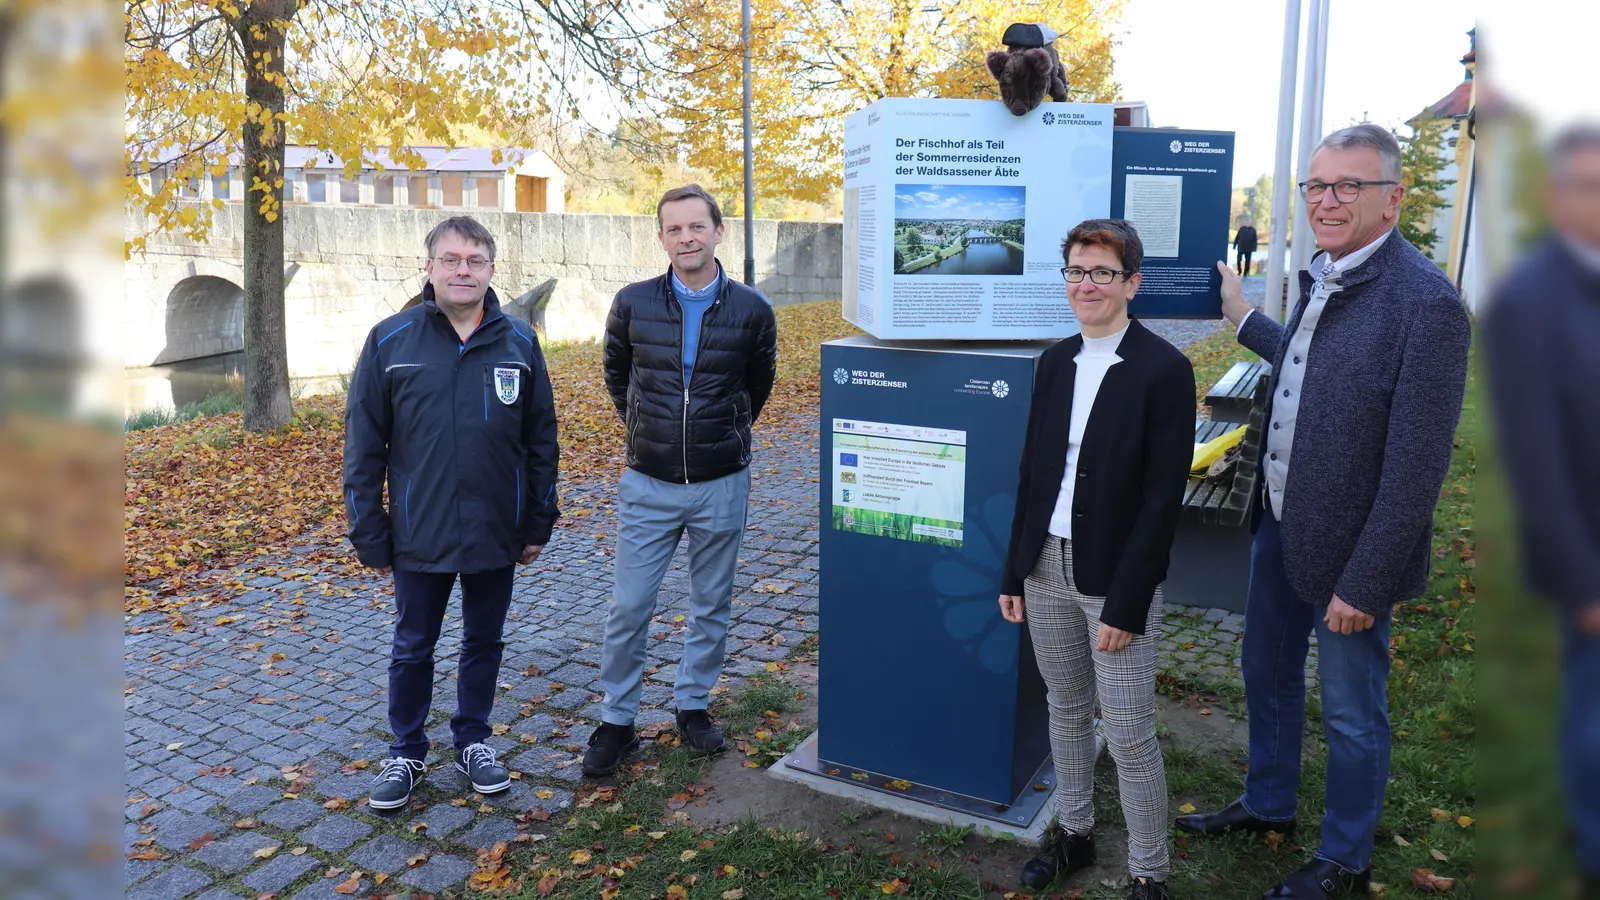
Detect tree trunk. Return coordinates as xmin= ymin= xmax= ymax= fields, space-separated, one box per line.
xmin=237 ymin=1 xmax=296 ymax=431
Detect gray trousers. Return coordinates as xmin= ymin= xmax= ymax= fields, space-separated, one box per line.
xmin=1025 ymin=536 xmax=1170 ymax=879
xmin=597 ymin=467 xmax=751 ymax=725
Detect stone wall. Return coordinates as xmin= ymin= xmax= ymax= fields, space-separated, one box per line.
xmin=124 ymin=204 xmax=844 ymax=370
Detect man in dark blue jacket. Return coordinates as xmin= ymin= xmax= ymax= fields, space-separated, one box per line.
xmin=1484 ymin=123 xmax=1600 ymax=895
xmin=343 ymin=216 xmax=560 ymax=810
xmin=1175 ymin=125 xmax=1471 ymax=899
xmin=583 ymin=185 xmax=778 ymax=776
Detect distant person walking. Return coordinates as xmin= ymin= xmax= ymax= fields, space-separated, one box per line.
xmin=1234 ymin=220 xmax=1259 ymax=277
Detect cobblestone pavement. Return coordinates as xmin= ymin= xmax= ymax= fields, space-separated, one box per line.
xmin=124 ymin=317 xmax=1272 ymax=899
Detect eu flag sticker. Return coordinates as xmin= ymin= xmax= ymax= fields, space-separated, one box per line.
xmin=839 ymin=452 xmax=859 ymax=467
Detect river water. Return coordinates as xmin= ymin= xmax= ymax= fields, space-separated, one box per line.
xmin=124 ymin=352 xmax=343 ymax=418
xmin=913 ymin=232 xmax=1024 ymax=276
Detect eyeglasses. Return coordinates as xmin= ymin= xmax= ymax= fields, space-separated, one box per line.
xmin=1297 ymin=180 xmax=1398 ymax=202
xmin=1062 ymin=267 xmax=1134 ymax=284
xmin=433 ymin=255 xmax=491 ymax=272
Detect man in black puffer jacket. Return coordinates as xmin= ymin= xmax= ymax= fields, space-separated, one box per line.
xmin=584 ymin=185 xmax=778 ymax=776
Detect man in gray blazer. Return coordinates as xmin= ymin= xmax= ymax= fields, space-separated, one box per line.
xmin=1175 ymin=124 xmax=1471 ymax=899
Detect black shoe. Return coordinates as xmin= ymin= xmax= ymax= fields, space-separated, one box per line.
xmin=1175 ymin=800 xmax=1296 ymax=837
xmin=582 ymin=722 xmax=640 ymax=777
xmin=455 ymin=742 xmax=511 ymax=794
xmin=1019 ymin=827 xmax=1095 ymax=889
xmin=1131 ymin=877 xmax=1172 ymax=900
xmin=675 ymin=708 xmax=725 ymax=754
xmin=1262 ymin=859 xmax=1370 ymax=899
xmin=369 ymin=757 xmax=427 ymax=810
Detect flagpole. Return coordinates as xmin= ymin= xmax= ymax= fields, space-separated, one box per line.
xmin=1265 ymin=0 xmax=1303 ymax=323
xmin=741 ymin=0 xmax=756 ymax=286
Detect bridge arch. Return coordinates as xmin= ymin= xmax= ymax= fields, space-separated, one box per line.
xmin=153 ymin=275 xmax=244 ymax=365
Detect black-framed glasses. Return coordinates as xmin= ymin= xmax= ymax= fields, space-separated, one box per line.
xmin=1297 ymin=180 xmax=1398 ymax=202
xmin=434 ymin=255 xmax=491 ymax=272
xmin=1062 ymin=266 xmax=1134 ymax=284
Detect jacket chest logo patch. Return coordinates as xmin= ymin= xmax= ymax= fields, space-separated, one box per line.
xmin=494 ymin=367 xmax=521 ymax=405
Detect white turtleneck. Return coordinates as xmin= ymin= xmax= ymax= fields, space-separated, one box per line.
xmin=1048 ymin=321 xmax=1130 ymax=539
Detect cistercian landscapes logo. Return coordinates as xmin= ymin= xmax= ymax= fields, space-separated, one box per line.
xmin=1170 ymin=140 xmax=1183 ymax=153
xmin=1041 ymin=111 xmax=1056 ymax=125
xmin=991 ymin=380 xmax=1010 ymax=399
xmin=833 ymin=368 xmax=850 ymax=385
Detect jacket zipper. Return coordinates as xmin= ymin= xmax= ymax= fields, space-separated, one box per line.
xmin=678 ymin=282 xmax=719 ymax=485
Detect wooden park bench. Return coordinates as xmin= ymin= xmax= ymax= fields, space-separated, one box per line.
xmin=1202 ymin=359 xmax=1269 ymax=425
xmin=1165 ymin=360 xmax=1271 ymax=613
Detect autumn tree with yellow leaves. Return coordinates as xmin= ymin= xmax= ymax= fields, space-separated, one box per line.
xmin=125 ymin=0 xmax=658 ymax=429
xmin=653 ymin=0 xmax=1125 ymax=213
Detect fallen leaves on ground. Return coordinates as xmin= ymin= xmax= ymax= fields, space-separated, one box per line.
xmin=124 ymin=302 xmax=862 ymax=624
xmin=0 ymin=415 xmax=123 ymax=606
xmin=125 ymin=396 xmax=350 ymax=612
xmin=1184 ymin=328 xmax=1256 ymax=410
xmin=1410 ymin=868 xmax=1457 ymax=892
xmin=468 ymin=842 xmax=519 ymax=895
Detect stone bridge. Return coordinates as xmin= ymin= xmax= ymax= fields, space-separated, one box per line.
xmin=124 ymin=204 xmax=843 ymax=376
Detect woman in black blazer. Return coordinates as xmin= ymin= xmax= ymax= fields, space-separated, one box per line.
xmin=998 ymin=219 xmax=1195 ymax=899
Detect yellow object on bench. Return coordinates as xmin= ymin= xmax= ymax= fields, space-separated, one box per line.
xmin=1191 ymin=425 xmax=1247 ymax=474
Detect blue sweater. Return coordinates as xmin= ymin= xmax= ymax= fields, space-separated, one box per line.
xmin=672 ymin=269 xmax=720 ymax=385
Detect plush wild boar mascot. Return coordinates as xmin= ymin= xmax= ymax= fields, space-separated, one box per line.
xmin=985 ymin=22 xmax=1069 ymax=116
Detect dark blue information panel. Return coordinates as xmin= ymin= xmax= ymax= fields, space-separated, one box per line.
xmin=817 ymin=336 xmax=1052 ymax=809
xmin=1110 ymin=127 xmax=1235 ymax=319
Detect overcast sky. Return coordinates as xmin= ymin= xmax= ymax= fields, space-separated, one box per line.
xmin=1115 ymin=0 xmax=1478 ymax=186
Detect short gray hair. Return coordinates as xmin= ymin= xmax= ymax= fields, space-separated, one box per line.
xmin=1316 ymin=123 xmax=1403 ymax=183
xmin=1550 ymin=122 xmax=1600 ymax=181
xmin=424 ymin=215 xmax=497 ymax=262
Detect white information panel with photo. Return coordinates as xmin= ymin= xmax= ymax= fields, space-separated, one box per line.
xmin=842 ymin=97 xmax=1113 ymax=340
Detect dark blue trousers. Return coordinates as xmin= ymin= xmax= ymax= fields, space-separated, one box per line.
xmin=388 ymin=566 xmax=514 ymax=760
